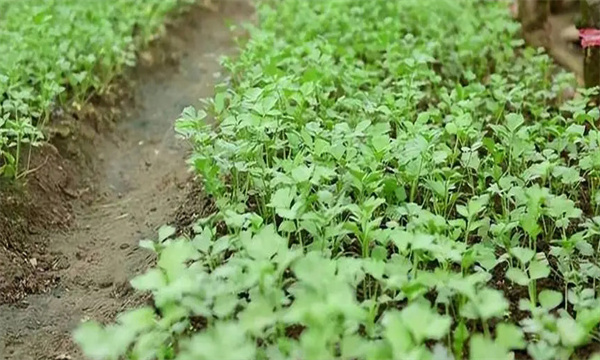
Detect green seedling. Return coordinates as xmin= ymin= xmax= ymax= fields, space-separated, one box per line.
xmin=73 ymin=0 xmax=600 ymax=359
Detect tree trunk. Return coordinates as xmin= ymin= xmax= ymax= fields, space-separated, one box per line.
xmin=518 ymin=0 xmax=552 ymax=47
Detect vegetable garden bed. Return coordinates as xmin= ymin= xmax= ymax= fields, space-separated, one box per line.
xmin=73 ymin=0 xmax=600 ymax=359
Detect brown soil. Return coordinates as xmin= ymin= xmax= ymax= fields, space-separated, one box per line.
xmin=0 ymin=1 xmax=254 ymax=359
xmin=0 ymin=68 xmax=130 ymax=305
xmin=0 ymin=146 xmax=82 ymax=303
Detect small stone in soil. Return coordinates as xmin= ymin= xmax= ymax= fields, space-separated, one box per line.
xmin=120 ymin=243 xmax=130 ymax=250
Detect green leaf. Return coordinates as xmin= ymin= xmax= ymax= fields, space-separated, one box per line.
xmin=538 ymin=290 xmax=562 ymax=310
xmin=291 ymin=165 xmax=312 ymax=183
xmin=268 ymin=187 xmax=294 ymax=209
xmin=575 ymin=240 xmax=594 ymax=256
xmin=528 ymin=259 xmax=549 ymax=280
xmin=74 ymin=322 xmax=134 ymax=360
xmin=213 ymin=293 xmax=239 ymax=318
xmin=510 ymin=247 xmax=534 ymax=265
xmin=461 ymin=288 xmax=508 ymax=321
xmin=157 ymin=239 xmax=198 ymax=278
xmin=496 ymin=323 xmax=525 ymax=350
xmin=557 ymin=316 xmax=586 ymax=346
xmin=74 ymin=322 xmax=115 ymax=359
xmin=505 ymin=113 xmax=524 ymax=132
xmin=341 ymin=334 xmax=371 ymax=359
xmin=469 ymin=334 xmax=511 ymax=360
xmin=445 ymin=122 xmax=458 ymax=135
xmin=364 ymin=259 xmax=385 ymax=280
xmin=238 ymin=299 xmax=276 ymax=334
xmin=506 ymin=267 xmax=529 ymax=286
xmin=131 ymin=268 xmax=166 ymax=291
xmin=117 ymin=307 xmax=156 ymax=333
xmin=403 ymin=136 xmax=428 ymax=160
xmin=520 ymin=213 xmax=541 ymax=239
xmin=181 ymin=322 xmax=256 ymax=359
xmin=139 ymin=239 xmax=157 ymax=252
xmin=382 ymin=311 xmax=414 ymax=353
xmin=192 ymin=230 xmax=212 ymax=253
xmin=453 ymin=321 xmax=469 ymax=359
xmin=223 ymin=210 xmax=249 ymax=229
xmin=278 ymin=220 xmax=296 ymax=233
xmin=241 ymin=225 xmax=286 ymax=260
xmin=158 ymin=225 xmax=177 ymax=242
xmin=400 ymin=302 xmax=451 ymax=343
xmin=214 ymin=91 xmax=226 ymax=114
xmin=456 ymin=205 xmax=469 ymax=218
xmin=371 ymin=245 xmax=388 ymax=261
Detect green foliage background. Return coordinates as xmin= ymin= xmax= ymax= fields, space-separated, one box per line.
xmin=0 ymin=0 xmax=192 ymax=178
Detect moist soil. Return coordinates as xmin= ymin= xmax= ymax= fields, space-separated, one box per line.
xmin=0 ymin=1 xmax=254 ymax=359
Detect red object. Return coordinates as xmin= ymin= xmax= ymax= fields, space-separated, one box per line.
xmin=579 ymin=28 xmax=600 ymax=48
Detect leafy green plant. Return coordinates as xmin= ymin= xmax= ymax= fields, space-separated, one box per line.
xmin=0 ymin=0 xmax=194 ymax=178
xmin=75 ymin=0 xmax=600 ymax=359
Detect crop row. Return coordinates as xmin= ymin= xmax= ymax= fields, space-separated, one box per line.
xmin=76 ymin=0 xmax=600 ymax=359
xmin=0 ymin=0 xmax=192 ymax=178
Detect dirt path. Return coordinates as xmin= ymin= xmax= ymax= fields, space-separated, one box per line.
xmin=0 ymin=2 xmax=253 ymax=359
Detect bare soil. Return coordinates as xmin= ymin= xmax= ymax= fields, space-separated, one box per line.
xmin=0 ymin=1 xmax=254 ymax=359
xmin=0 ymin=145 xmax=82 ymax=303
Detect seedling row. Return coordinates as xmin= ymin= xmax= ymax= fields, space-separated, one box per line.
xmin=77 ymin=0 xmax=600 ymax=359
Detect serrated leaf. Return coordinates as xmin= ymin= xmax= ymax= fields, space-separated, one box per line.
xmin=241 ymin=225 xmax=286 ymax=260
xmin=157 ymin=240 xmax=198 ymax=278
xmin=461 ymin=288 xmax=508 ymax=321
xmin=400 ymin=302 xmax=451 ymax=343
xmin=117 ymin=307 xmax=156 ymax=333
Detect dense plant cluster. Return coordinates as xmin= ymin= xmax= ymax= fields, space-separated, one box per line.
xmin=0 ymin=0 xmax=191 ymax=178
xmin=76 ymin=0 xmax=600 ymax=359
